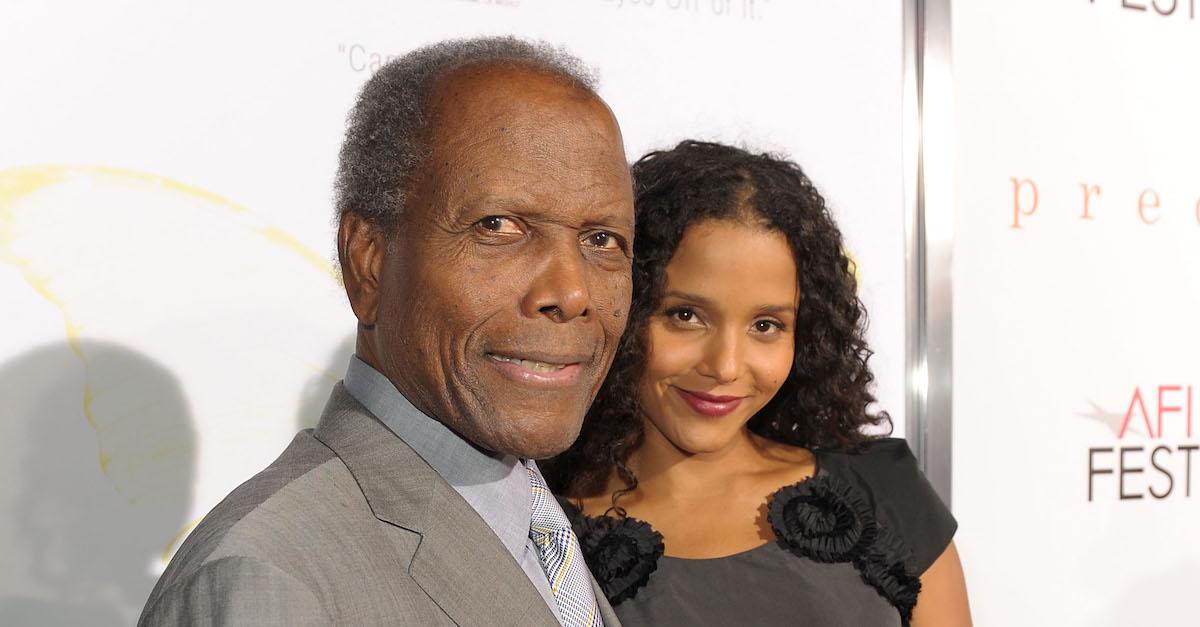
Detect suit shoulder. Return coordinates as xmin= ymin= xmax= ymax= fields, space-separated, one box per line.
xmin=139 ymin=555 xmax=332 ymax=626
xmin=146 ymin=431 xmax=349 ymax=604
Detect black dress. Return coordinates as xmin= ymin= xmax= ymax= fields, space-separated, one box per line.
xmin=560 ymin=438 xmax=956 ymax=627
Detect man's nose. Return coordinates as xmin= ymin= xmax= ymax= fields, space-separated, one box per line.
xmin=697 ymin=329 xmax=740 ymax=384
xmin=520 ymin=243 xmax=591 ymax=322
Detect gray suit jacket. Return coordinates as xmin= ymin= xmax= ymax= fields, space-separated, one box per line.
xmin=140 ymin=384 xmax=621 ymax=626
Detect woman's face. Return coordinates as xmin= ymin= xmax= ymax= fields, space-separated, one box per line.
xmin=637 ymin=218 xmax=799 ymax=456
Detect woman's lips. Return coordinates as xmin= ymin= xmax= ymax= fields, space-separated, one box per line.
xmin=672 ymin=386 xmax=745 ymax=417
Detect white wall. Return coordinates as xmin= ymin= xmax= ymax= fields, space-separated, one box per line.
xmin=951 ymin=2 xmax=1200 ymax=625
xmin=0 ymin=1 xmax=907 ymax=623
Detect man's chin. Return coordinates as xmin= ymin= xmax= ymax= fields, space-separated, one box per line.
xmin=477 ymin=414 xmax=585 ymax=460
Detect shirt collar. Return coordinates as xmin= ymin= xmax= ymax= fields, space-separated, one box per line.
xmin=342 ymin=355 xmax=532 ymax=559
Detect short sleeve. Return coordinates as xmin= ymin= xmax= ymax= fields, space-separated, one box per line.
xmin=815 ymin=438 xmax=956 ymax=575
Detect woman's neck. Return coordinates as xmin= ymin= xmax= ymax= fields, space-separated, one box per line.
xmin=590 ymin=418 xmax=816 ymax=558
xmin=622 ymin=420 xmax=768 ymax=501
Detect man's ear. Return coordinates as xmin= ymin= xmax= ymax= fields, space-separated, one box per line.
xmin=337 ymin=211 xmax=386 ymax=328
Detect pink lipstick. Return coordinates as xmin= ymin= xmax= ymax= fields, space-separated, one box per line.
xmin=672 ymin=387 xmax=745 ymax=417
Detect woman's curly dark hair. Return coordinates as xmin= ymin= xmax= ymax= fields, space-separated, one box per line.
xmin=544 ymin=140 xmax=890 ymax=503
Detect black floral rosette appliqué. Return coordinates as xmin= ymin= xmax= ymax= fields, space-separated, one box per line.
xmin=768 ymin=475 xmax=923 ymax=625
xmin=855 ymin=525 xmax=922 ymax=625
xmin=558 ymin=498 xmax=665 ymax=605
xmin=767 ymin=474 xmax=878 ymax=562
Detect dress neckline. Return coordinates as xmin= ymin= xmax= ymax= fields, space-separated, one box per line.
xmin=654 ymin=447 xmax=822 ymax=562
xmin=652 ymin=451 xmax=820 ymax=559
xmin=562 ymin=448 xmax=924 ymax=624
xmin=658 ymin=539 xmax=777 ymax=563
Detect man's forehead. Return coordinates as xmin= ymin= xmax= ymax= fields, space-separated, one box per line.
xmin=459 ymin=189 xmax=633 ymax=220
xmin=407 ymin=61 xmax=630 ymax=228
xmin=433 ymin=60 xmax=592 ymax=99
xmin=428 ymin=63 xmax=610 ymax=134
xmin=423 ymin=67 xmax=626 ymax=177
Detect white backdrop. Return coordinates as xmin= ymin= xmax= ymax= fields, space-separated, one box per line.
xmin=0 ymin=1 xmax=906 ymax=623
xmin=951 ymin=1 xmax=1200 ymax=625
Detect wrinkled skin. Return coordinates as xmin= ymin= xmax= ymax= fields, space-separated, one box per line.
xmin=339 ymin=63 xmax=634 ymax=459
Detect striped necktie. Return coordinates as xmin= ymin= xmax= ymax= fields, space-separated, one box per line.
xmin=526 ymin=463 xmax=604 ymax=627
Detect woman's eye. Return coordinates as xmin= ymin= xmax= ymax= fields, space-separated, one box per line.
xmin=582 ymin=231 xmax=622 ymax=250
xmin=753 ymin=320 xmax=782 ymax=333
xmin=666 ymin=307 xmax=698 ymax=324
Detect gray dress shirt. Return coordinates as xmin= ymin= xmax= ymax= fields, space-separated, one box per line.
xmin=343 ymin=356 xmax=563 ymax=621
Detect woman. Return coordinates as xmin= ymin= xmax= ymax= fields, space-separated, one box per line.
xmin=545 ymin=141 xmax=971 ymax=626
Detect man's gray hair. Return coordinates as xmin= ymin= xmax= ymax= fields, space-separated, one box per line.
xmin=334 ymin=36 xmax=599 ymax=234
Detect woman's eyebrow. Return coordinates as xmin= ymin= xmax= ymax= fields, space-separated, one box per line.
xmin=663 ymin=292 xmax=795 ymax=316
xmin=757 ymin=304 xmax=797 ymax=315
xmin=662 ymin=290 xmax=712 ymax=305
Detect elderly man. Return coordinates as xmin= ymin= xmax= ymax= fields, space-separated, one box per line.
xmin=140 ymin=37 xmax=633 ymax=626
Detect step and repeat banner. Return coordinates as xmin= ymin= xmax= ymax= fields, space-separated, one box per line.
xmin=0 ymin=1 xmax=906 ymax=623
xmin=952 ymin=2 xmax=1200 ymax=625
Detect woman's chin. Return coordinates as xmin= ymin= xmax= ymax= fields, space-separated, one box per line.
xmin=667 ymin=429 xmax=741 ymax=457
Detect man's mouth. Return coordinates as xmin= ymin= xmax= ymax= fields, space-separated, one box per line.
xmin=485 ymin=351 xmax=586 ymax=387
xmin=486 ymin=353 xmax=568 ymax=372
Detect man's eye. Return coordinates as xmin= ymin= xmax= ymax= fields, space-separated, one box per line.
xmin=582 ymin=231 xmax=622 ymax=250
xmin=477 ymin=216 xmax=521 ymax=234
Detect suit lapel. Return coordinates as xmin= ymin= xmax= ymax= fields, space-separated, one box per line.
xmin=313 ymin=384 xmax=559 ymax=626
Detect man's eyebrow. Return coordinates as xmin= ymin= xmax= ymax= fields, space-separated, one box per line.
xmin=458 ymin=194 xmax=534 ymax=213
xmin=583 ymin=212 xmax=634 ymax=230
